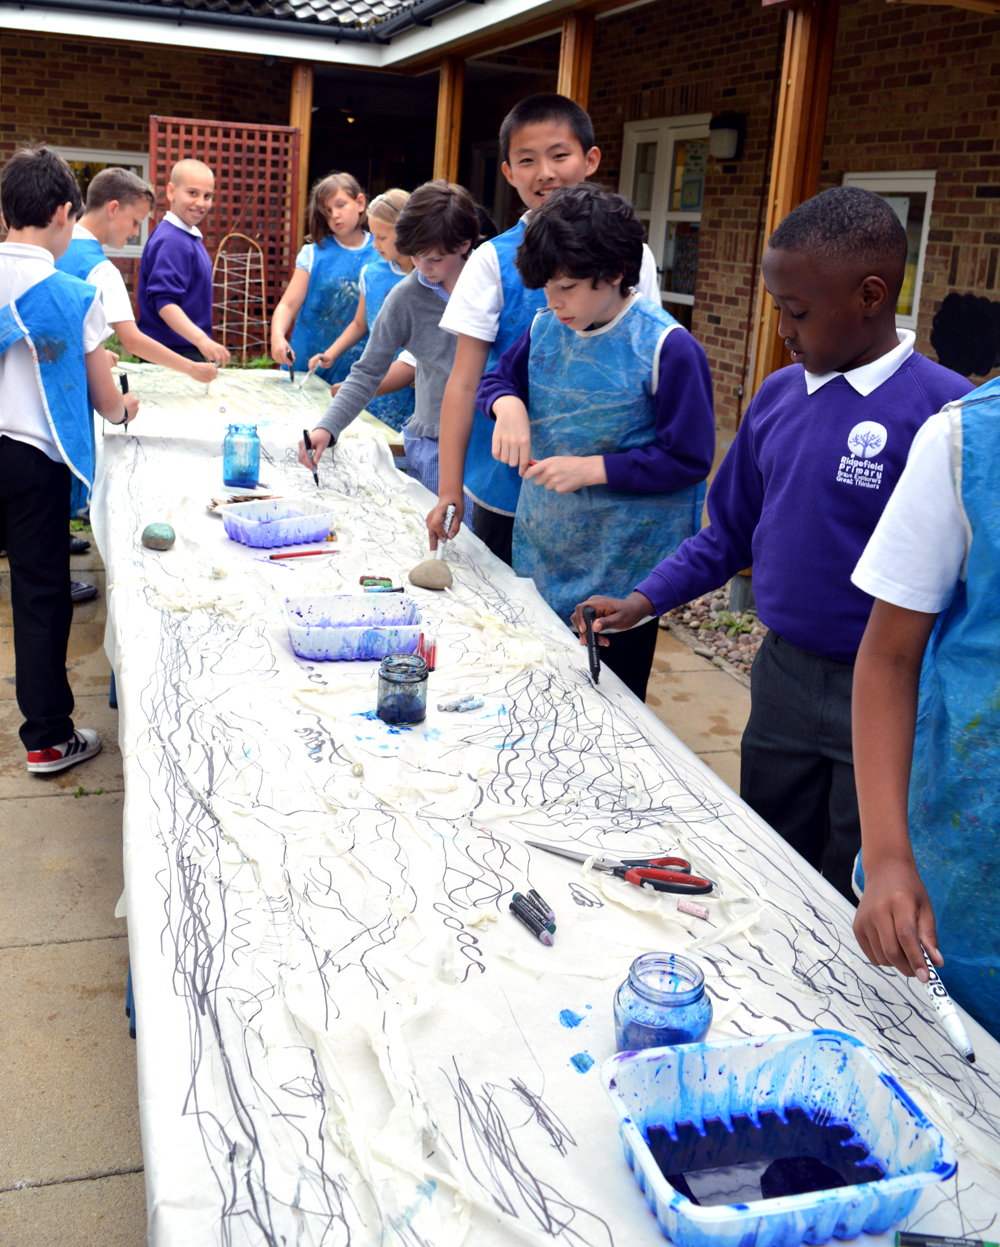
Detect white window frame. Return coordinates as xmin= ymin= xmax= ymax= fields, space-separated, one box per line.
xmin=619 ymin=114 xmax=712 ymax=310
xmin=55 ymin=146 xmax=151 ymax=258
xmin=842 ymin=169 xmax=936 ymax=332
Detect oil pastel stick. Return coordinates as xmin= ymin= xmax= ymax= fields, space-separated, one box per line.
xmin=527 ymin=888 xmax=555 ymax=923
xmin=453 ymin=697 xmax=483 ymax=712
xmin=512 ymin=892 xmax=555 ymax=930
xmin=508 ymin=899 xmax=554 ymax=945
xmin=511 ymin=894 xmax=555 ymax=933
xmin=677 ymin=899 xmax=710 ymax=921
xmin=897 ymin=1235 xmax=1000 ymax=1247
xmin=437 ymin=695 xmax=477 ymax=712
xmin=920 ymin=945 xmax=975 ymax=1064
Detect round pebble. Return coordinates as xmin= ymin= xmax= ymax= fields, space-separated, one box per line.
xmin=409 ymin=559 xmax=453 ymax=590
xmin=141 ymin=522 xmax=175 ymax=551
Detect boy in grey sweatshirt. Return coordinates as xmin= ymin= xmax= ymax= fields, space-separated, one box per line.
xmin=298 ymin=181 xmax=481 ymax=495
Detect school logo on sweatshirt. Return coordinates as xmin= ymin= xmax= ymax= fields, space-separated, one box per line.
xmin=837 ymin=421 xmax=888 ymax=490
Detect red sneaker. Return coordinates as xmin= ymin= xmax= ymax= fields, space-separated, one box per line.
xmin=26 ymin=729 xmax=102 ymax=774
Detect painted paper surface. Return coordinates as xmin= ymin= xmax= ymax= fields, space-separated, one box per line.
xmin=93 ymin=369 xmax=1000 ymax=1247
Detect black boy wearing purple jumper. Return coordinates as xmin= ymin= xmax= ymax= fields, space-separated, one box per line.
xmin=572 ymin=187 xmax=973 ymax=902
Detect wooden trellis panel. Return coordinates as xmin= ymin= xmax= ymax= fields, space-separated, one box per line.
xmin=149 ymin=116 xmax=301 ymax=349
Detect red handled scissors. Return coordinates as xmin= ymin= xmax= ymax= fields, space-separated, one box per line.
xmin=526 ymin=840 xmax=714 ymax=895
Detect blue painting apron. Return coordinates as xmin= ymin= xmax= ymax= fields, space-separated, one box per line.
xmin=0 ymin=270 xmax=98 ymax=503
xmin=55 ymin=237 xmax=110 ymax=514
xmin=513 ymin=299 xmax=705 ymax=623
xmin=905 ymin=378 xmax=1000 ymax=1038
xmin=288 ymin=234 xmax=376 ymax=385
xmin=359 ymin=258 xmax=415 ymax=433
xmin=464 ymin=219 xmax=547 ymax=516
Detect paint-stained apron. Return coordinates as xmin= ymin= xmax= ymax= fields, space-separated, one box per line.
xmin=359 ymin=257 xmax=415 ymax=433
xmin=513 ymin=299 xmax=705 ymax=623
xmin=0 ymin=269 xmax=97 ymax=503
xmin=465 ymin=218 xmax=547 ymax=516
xmin=289 ymin=234 xmax=375 ymax=386
xmin=907 ymin=377 xmax=1000 ymax=1039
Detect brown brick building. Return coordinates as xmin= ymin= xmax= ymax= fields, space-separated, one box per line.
xmin=2 ymin=0 xmax=998 ymax=428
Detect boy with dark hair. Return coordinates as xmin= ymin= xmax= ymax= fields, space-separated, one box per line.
xmin=572 ymin=186 xmax=973 ymax=899
xmin=298 ymin=180 xmax=480 ymax=494
xmin=136 ymin=158 xmax=230 ymax=367
xmin=0 ymin=144 xmax=140 ymax=773
xmin=57 ymin=167 xmax=217 ymax=384
xmin=427 ymin=93 xmax=661 ymax=566
xmin=478 ymin=184 xmax=714 ymax=701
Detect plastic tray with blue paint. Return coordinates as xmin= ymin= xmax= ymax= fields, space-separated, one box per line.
xmin=284 ymin=594 xmax=422 ymax=662
xmin=602 ymin=1029 xmax=955 ymax=1247
xmin=222 ymin=497 xmax=336 ymax=548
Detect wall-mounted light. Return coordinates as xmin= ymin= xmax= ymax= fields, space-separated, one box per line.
xmin=708 ymin=111 xmax=746 ymax=161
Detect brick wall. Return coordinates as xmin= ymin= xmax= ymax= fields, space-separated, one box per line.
xmin=590 ymin=0 xmax=1000 ymax=431
xmin=820 ymin=0 xmax=1000 ymax=378
xmin=591 ymin=0 xmax=785 ymax=435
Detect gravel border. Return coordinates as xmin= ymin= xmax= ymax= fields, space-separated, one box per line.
xmin=659 ymin=584 xmax=767 ymax=690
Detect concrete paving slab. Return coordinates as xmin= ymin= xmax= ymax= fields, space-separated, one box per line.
xmin=0 ymin=793 xmax=125 ymax=948
xmin=0 ymin=696 xmax=123 ymax=799
xmin=645 ymin=667 xmax=751 ymax=755
xmin=0 ymin=572 xmax=106 ymax=629
xmin=0 ymin=938 xmax=140 ymax=1188
xmin=0 ymin=1169 xmax=145 ymax=1245
xmin=696 ymin=748 xmax=742 ymax=793
xmin=651 ymin=626 xmax=715 ymax=673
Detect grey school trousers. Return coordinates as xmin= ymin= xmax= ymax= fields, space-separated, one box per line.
xmin=740 ymin=630 xmax=860 ymax=904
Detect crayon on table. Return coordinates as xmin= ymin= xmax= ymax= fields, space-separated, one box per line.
xmin=512 ymin=893 xmax=555 ymax=931
xmin=527 ymin=888 xmax=555 ymax=922
xmin=508 ymin=899 xmax=554 ymax=945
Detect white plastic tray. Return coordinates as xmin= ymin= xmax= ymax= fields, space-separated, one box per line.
xmin=221 ymin=497 xmax=336 ymax=548
xmin=284 ymin=594 xmax=422 ymax=661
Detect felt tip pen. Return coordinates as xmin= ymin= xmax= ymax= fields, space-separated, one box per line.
xmin=527 ymin=888 xmax=555 ymax=923
xmin=512 ymin=892 xmax=555 ymax=931
xmin=302 ymin=428 xmax=320 ymax=487
xmin=420 ymin=632 xmax=437 ymax=671
xmin=509 ymin=900 xmax=554 ymax=945
xmin=896 ymin=1235 xmax=1000 ymax=1247
xmin=920 ymin=945 xmax=975 ymax=1064
xmin=437 ymin=503 xmax=457 ymax=557
xmin=582 ymin=605 xmax=601 ymax=684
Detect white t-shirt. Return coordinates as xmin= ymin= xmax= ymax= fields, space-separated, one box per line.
xmin=0 ymin=242 xmax=108 ymax=462
xmin=852 ymin=408 xmax=969 ymax=614
xmin=72 ymin=224 xmax=135 ymax=325
xmin=439 ymin=213 xmax=660 ymax=343
xmin=295 ymin=233 xmax=372 ymax=274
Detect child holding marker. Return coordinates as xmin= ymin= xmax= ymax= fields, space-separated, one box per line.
xmin=428 ymin=94 xmax=661 ymax=566
xmin=0 ymin=145 xmax=140 ymax=774
xmin=297 ymin=181 xmax=479 ymax=495
xmin=478 ymin=184 xmax=714 ymax=701
xmin=136 ymin=159 xmax=231 ymax=367
xmin=307 ymin=188 xmax=416 ymax=432
xmin=850 ymin=374 xmax=1000 ymax=1042
xmin=572 ymin=187 xmax=972 ymax=900
xmin=271 ymin=172 xmax=375 ymax=385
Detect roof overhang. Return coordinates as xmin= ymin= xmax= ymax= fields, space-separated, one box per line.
xmin=0 ymin=0 xmax=657 ymax=70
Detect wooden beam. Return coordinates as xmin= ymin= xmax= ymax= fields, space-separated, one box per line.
xmin=433 ymin=56 xmax=466 ymax=183
xmin=289 ymin=63 xmax=313 ymax=254
xmin=557 ymin=11 xmax=595 ymax=107
xmin=749 ymin=0 xmax=839 ymax=399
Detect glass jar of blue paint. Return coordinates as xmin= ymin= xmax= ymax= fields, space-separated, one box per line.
xmin=223 ymin=424 xmax=260 ymax=488
xmin=377 ymin=654 xmax=428 ymax=724
xmin=614 ymin=952 xmax=712 ymax=1052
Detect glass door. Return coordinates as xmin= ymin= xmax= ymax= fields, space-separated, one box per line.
xmin=619 ymin=116 xmax=711 ymax=329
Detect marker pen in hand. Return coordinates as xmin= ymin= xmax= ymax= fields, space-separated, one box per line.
xmin=303 ymin=428 xmax=320 ymax=488
xmin=436 ymin=503 xmax=457 ymax=558
xmin=119 ymin=372 xmax=133 ymax=435
xmin=920 ymin=944 xmax=975 ymax=1064
xmin=582 ymin=605 xmax=600 ymax=684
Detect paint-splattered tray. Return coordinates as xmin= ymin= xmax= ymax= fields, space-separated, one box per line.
xmin=284 ymin=594 xmax=422 ymax=661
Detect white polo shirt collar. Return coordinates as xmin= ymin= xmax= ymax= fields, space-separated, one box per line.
xmin=164 ymin=211 xmax=202 ymax=239
xmin=803 ymin=329 xmax=915 ymax=396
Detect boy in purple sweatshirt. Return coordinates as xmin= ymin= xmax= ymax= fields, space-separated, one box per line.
xmin=572 ymin=187 xmax=972 ymax=901
xmin=136 ymin=159 xmax=230 ymax=367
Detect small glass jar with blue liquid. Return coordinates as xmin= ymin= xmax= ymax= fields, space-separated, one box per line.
xmin=614 ymin=952 xmax=713 ymax=1051
xmin=223 ymin=423 xmax=260 ymax=488
xmin=377 ymin=654 xmax=428 ymax=724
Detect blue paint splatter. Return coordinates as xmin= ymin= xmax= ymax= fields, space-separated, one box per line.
xmin=586 ymin=1004 xmax=592 ymax=1010
xmin=416 ymin=1179 xmax=436 ymax=1200
xmin=353 ymin=710 xmax=380 ymax=721
xmin=559 ymin=1009 xmax=584 ymax=1029
xmin=570 ymin=1052 xmax=594 ymax=1074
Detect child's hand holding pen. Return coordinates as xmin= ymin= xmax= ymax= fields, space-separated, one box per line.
xmin=298 ymin=427 xmax=332 ymax=472
xmin=119 ymin=373 xmax=140 ymax=426
xmin=570 ymin=592 xmax=654 ymax=646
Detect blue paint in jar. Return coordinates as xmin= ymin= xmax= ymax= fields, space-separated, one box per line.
xmin=377 ymin=654 xmax=428 ymax=725
xmin=614 ymin=952 xmax=712 ymax=1052
xmin=222 ymin=424 xmax=260 ymax=488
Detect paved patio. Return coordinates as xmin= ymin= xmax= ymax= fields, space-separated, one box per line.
xmin=0 ymin=541 xmax=750 ymax=1245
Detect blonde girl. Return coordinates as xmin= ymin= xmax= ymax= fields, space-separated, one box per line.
xmin=271 ymin=172 xmax=375 ymax=384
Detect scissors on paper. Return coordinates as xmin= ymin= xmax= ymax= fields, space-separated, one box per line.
xmin=526 ymin=840 xmax=714 ymax=895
